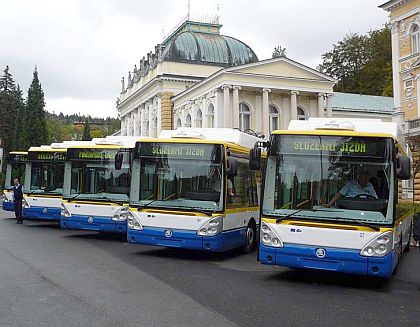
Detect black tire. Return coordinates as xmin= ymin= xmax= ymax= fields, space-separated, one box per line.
xmin=243 ymin=221 xmax=257 ymax=253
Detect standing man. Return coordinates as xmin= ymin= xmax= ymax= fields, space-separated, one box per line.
xmin=13 ymin=177 xmax=23 ymax=224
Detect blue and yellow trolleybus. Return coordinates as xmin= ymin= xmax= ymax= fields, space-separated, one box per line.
xmin=126 ymin=128 xmax=264 ymax=252
xmin=2 ymin=151 xmax=27 ymax=211
xmin=60 ymin=137 xmax=139 ymax=234
xmin=251 ymin=118 xmax=413 ymax=278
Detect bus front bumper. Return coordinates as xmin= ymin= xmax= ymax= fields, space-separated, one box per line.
xmin=127 ymin=227 xmax=246 ymax=252
xmin=23 ymin=206 xmax=61 ymax=221
xmin=259 ymin=243 xmax=395 ymax=278
xmin=60 ymin=214 xmax=127 ymax=233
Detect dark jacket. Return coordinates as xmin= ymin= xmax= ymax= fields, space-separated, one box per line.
xmin=13 ymin=184 xmax=23 ymax=201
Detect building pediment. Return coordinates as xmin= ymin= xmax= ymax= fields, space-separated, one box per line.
xmin=226 ymin=57 xmax=336 ymax=83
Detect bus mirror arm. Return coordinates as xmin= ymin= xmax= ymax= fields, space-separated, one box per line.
xmin=397 ymin=156 xmax=411 ymax=180
xmin=115 ymin=152 xmax=124 ymax=170
xmin=249 ymin=148 xmax=261 ymax=170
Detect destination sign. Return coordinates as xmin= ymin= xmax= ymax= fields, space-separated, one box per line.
xmin=28 ymin=152 xmax=66 ymax=161
xmin=67 ymin=148 xmax=118 ymax=161
xmin=138 ymin=143 xmax=220 ymax=160
xmin=275 ymin=136 xmax=388 ymax=158
xmin=7 ymin=154 xmax=27 ymax=164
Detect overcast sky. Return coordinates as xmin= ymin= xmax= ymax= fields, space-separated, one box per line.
xmin=0 ymin=0 xmax=390 ymax=118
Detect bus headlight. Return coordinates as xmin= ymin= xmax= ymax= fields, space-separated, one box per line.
xmin=197 ymin=216 xmax=223 ymax=236
xmin=127 ymin=210 xmax=142 ymax=230
xmin=23 ymin=198 xmax=30 ymax=209
xmin=360 ymin=231 xmax=393 ymax=257
xmin=61 ymin=203 xmax=71 ymax=218
xmin=112 ymin=207 xmax=129 ymax=221
xmin=261 ymin=221 xmax=283 ymax=247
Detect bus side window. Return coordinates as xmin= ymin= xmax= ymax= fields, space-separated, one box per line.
xmin=227 ymin=158 xmax=254 ymax=208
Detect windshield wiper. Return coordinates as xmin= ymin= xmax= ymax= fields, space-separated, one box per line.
xmin=328 ymin=216 xmax=381 ymax=231
xmin=67 ymin=193 xmax=83 ymax=202
xmin=96 ymin=196 xmax=125 ymax=206
xmin=276 ymin=209 xmax=303 ymax=223
xmin=169 ymin=205 xmax=213 ymax=216
xmin=136 ymin=198 xmax=166 ymax=211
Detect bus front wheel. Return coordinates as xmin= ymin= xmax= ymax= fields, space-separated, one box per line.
xmin=243 ymin=221 xmax=256 ymax=253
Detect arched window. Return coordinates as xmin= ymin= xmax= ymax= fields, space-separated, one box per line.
xmin=269 ymin=105 xmax=280 ymax=132
xmin=176 ymin=118 xmax=182 ymax=128
xmin=207 ymin=104 xmax=215 ymax=128
xmin=239 ymin=103 xmax=251 ymax=131
xmin=185 ymin=114 xmax=192 ymax=128
xmin=195 ymin=109 xmax=203 ymax=128
xmin=297 ymin=106 xmax=307 ymax=121
xmin=411 ymin=24 xmax=420 ymax=54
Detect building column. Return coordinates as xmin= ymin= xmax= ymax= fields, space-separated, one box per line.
xmin=120 ymin=116 xmax=126 ymax=136
xmin=222 ymin=85 xmax=231 ymax=128
xmin=133 ymin=109 xmax=138 ymax=136
xmin=262 ymin=88 xmax=271 ymax=137
xmin=326 ymin=93 xmax=333 ymax=117
xmin=148 ymin=105 xmax=154 ymax=136
xmin=232 ymin=86 xmax=241 ymax=128
xmin=140 ymin=107 xmax=145 ymax=136
xmin=317 ymin=93 xmax=325 ymax=118
xmin=157 ymin=96 xmax=162 ymax=136
xmin=215 ymin=90 xmax=223 ymax=128
xmin=290 ymin=91 xmax=299 ymax=121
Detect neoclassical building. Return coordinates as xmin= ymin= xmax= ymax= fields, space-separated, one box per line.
xmin=117 ymin=19 xmax=393 ymax=138
xmin=381 ymin=0 xmax=420 ymax=200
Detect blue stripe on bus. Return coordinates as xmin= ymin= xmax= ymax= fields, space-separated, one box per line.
xmin=23 ymin=206 xmax=61 ymax=221
xmin=127 ymin=226 xmax=247 ymax=252
xmin=259 ymin=242 xmax=395 ymax=278
xmin=2 ymin=201 xmax=14 ymax=211
xmin=60 ymin=214 xmax=127 ymax=233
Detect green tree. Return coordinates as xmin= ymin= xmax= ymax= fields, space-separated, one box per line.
xmin=0 ymin=66 xmax=21 ymax=154
xmin=318 ymin=25 xmax=392 ymax=96
xmin=82 ymin=117 xmax=91 ymax=141
xmin=21 ymin=67 xmax=48 ymax=149
xmin=14 ymin=85 xmax=26 ymax=150
xmin=272 ymin=45 xmax=287 ymax=58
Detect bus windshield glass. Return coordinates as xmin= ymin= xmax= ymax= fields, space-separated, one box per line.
xmin=5 ymin=154 xmax=27 ymax=190
xmin=28 ymin=161 xmax=65 ymax=195
xmin=131 ymin=142 xmax=224 ymax=212
xmin=65 ymin=148 xmax=130 ymax=203
xmin=263 ymin=135 xmax=394 ymax=225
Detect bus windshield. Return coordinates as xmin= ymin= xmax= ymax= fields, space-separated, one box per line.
xmin=28 ymin=161 xmax=65 ymax=195
xmin=131 ymin=142 xmax=224 ymax=212
xmin=263 ymin=135 xmax=394 ymax=225
xmin=5 ymin=155 xmax=26 ymax=190
xmin=65 ymin=148 xmax=130 ymax=203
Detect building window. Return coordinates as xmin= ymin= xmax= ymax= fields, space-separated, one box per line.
xmin=186 ymin=114 xmax=192 ymax=128
xmin=239 ymin=103 xmax=251 ymax=131
xmin=297 ymin=106 xmax=307 ymax=121
xmin=411 ymin=24 xmax=420 ymax=54
xmin=269 ymin=105 xmax=280 ymax=132
xmin=145 ymin=121 xmax=149 ymax=136
xmin=207 ymin=104 xmax=215 ymax=128
xmin=195 ymin=109 xmax=203 ymax=128
xmin=176 ymin=118 xmax=182 ymax=128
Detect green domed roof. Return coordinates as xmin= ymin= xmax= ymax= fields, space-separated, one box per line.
xmin=162 ymin=31 xmax=258 ymax=66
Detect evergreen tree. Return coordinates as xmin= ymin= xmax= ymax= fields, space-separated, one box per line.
xmin=82 ymin=117 xmax=91 ymax=141
xmin=14 ymin=85 xmax=26 ymax=150
xmin=21 ymin=67 xmax=48 ymax=149
xmin=0 ymin=66 xmax=20 ymax=154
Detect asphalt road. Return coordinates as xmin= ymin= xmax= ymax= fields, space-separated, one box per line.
xmin=1 ymin=209 xmax=420 ymax=327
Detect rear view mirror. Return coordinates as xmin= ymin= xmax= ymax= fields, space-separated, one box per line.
xmin=115 ymin=152 xmax=124 ymax=170
xmin=226 ymin=157 xmax=238 ymax=177
xmin=249 ymin=148 xmax=261 ymax=170
xmin=397 ymin=156 xmax=410 ymax=180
